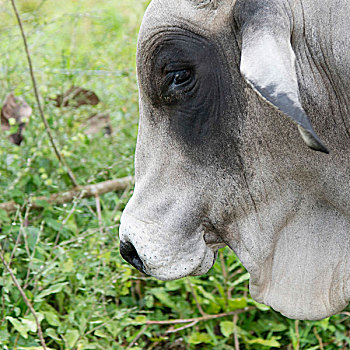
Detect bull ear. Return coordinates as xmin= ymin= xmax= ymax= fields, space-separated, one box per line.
xmin=240 ymin=16 xmax=329 ymax=154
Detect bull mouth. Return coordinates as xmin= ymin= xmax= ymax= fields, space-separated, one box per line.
xmin=203 ymin=230 xmax=227 ymax=250
xmin=190 ymin=247 xmax=220 ymax=276
xmin=142 ymin=242 xmax=220 ymax=280
xmin=119 ymin=213 xmax=226 ymax=280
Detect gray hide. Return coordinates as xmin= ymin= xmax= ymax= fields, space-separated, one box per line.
xmin=119 ymin=0 xmax=350 ymax=320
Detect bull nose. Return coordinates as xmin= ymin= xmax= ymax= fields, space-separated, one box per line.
xmin=120 ymin=241 xmax=146 ymax=273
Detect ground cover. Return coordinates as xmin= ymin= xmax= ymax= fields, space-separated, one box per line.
xmin=0 ymin=1 xmax=349 ymax=349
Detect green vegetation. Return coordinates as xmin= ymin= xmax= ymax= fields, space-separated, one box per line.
xmin=0 ymin=1 xmax=349 ymax=349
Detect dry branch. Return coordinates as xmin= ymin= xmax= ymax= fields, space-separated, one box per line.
xmin=0 ymin=176 xmax=133 ymax=213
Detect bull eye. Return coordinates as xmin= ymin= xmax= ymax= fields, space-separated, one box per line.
xmin=172 ymin=69 xmax=191 ymax=85
xmin=159 ymin=68 xmax=194 ymax=103
xmin=164 ymin=69 xmax=192 ymax=89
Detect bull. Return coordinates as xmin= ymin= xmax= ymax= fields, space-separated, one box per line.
xmin=119 ymin=0 xmax=350 ymax=320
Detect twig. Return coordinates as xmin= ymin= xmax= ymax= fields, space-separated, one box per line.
xmin=0 ymin=249 xmax=47 ymax=350
xmin=8 ymin=221 xmax=23 ymax=266
xmin=187 ymin=278 xmax=207 ymax=317
xmin=23 ymin=224 xmax=119 ymax=294
xmin=146 ymin=307 xmax=255 ymax=326
xmin=57 ymin=224 xmax=118 ymax=248
xmin=165 ymin=320 xmax=198 ymax=334
xmin=220 ymin=250 xmax=228 ymax=281
xmin=9 ymin=0 xmax=78 ymax=187
xmin=127 ymin=325 xmax=149 ymax=349
xmin=111 ymin=184 xmax=132 ymax=220
xmin=0 ymin=176 xmax=133 ymax=213
xmin=24 ymin=221 xmax=44 ymax=288
xmin=1 ymin=292 xmax=5 ymax=324
xmin=228 ymin=268 xmax=243 ymax=285
xmin=233 ymin=314 xmax=240 ymax=350
xmin=6 ymin=205 xmax=24 ymax=265
xmin=19 ymin=205 xmax=32 ymax=258
xmin=338 ymin=312 xmax=350 ymax=323
xmin=5 ymin=133 xmax=46 ymax=196
xmin=84 ymin=309 xmax=137 ymax=336
xmin=219 ymin=250 xmax=229 ymax=305
xmin=95 ymin=193 xmax=104 ymax=236
xmin=313 ymin=327 xmax=324 ymax=350
xmin=49 ymin=190 xmax=86 ymax=258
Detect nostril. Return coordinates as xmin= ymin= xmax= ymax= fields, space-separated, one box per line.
xmin=120 ymin=241 xmax=146 ymax=273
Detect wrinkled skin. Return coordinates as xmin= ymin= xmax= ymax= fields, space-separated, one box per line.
xmin=119 ymin=0 xmax=350 ymax=320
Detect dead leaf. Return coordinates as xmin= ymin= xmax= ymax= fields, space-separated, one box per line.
xmin=1 ymin=92 xmax=32 ymax=145
xmin=82 ymin=113 xmax=112 ymax=135
xmin=52 ymin=86 xmax=100 ymax=108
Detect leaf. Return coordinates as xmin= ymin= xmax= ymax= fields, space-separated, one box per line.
xmin=220 ymin=321 xmax=234 ymax=337
xmin=150 ymin=288 xmax=177 ymax=309
xmin=228 ymin=297 xmax=247 ymax=311
xmin=18 ymin=347 xmax=55 ymax=350
xmin=165 ymin=280 xmax=184 ymax=291
xmin=206 ymin=300 xmax=221 ymax=314
xmin=188 ymin=332 xmax=213 ymax=345
xmin=196 ymin=285 xmax=217 ymax=303
xmin=45 ymin=327 xmax=61 ymax=341
xmin=269 ymin=322 xmax=288 ymax=332
xmin=0 ymin=209 xmax=10 ymax=223
xmin=34 ymin=282 xmax=68 ymax=302
xmin=44 ymin=311 xmax=61 ymax=327
xmin=6 ymin=316 xmax=28 ymax=339
xmin=25 ymin=227 xmax=40 ymax=251
xmin=0 ymin=326 xmax=9 ymax=342
xmin=78 ymin=315 xmax=88 ymax=334
xmin=144 ymin=294 xmax=154 ymax=308
xmin=65 ymin=329 xmax=80 ymax=349
xmin=211 ymin=277 xmax=226 ymax=298
xmin=231 ymin=273 xmax=250 ymax=287
xmin=246 ymin=337 xmax=281 ymax=347
xmin=33 ymin=199 xmax=50 ymax=209
xmin=105 ymin=321 xmax=122 ymax=338
xmin=251 ymin=300 xmax=270 ymax=311
xmin=315 ymin=317 xmax=329 ymax=331
xmin=130 ymin=315 xmax=147 ymax=325
xmin=22 ymin=314 xmax=38 ymax=333
xmin=45 ymin=218 xmax=62 ymax=232
xmin=62 ymin=258 xmax=74 ymax=273
xmin=94 ymin=329 xmax=110 ymax=338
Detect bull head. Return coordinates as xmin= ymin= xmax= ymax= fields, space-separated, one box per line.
xmin=119 ymin=0 xmax=350 ymax=320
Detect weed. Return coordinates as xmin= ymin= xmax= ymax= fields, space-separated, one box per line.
xmin=0 ymin=1 xmax=349 ymax=349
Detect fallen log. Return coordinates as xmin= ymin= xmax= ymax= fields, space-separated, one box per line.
xmin=0 ymin=176 xmax=134 ymax=213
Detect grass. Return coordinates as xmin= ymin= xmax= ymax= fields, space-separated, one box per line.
xmin=0 ymin=0 xmax=349 ymax=349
